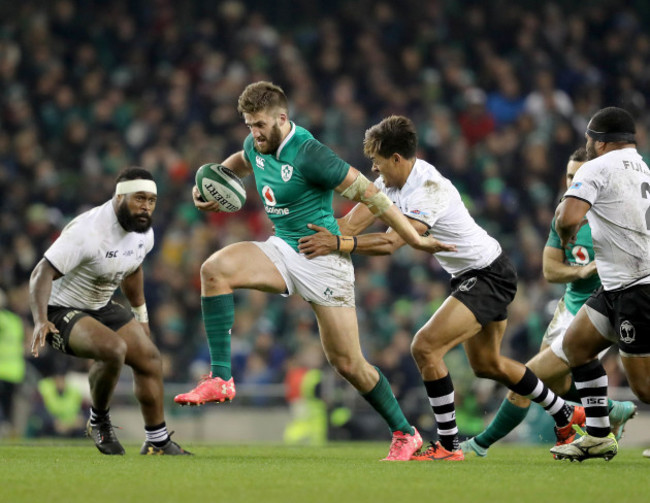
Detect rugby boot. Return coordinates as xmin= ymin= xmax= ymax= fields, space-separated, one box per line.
xmin=174 ymin=373 xmax=236 ymax=406
xmin=609 ymin=400 xmax=637 ymax=441
xmin=411 ymin=441 xmax=465 ymax=461
xmin=86 ymin=418 xmax=125 ymax=455
xmin=554 ymin=405 xmax=586 ymax=447
xmin=140 ymin=433 xmax=192 ymax=455
xmin=551 ymin=425 xmax=617 ymax=461
xmin=382 ymin=427 xmax=423 ymax=461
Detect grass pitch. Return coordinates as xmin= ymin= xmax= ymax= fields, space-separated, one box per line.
xmin=1 ymin=440 xmax=648 ymax=503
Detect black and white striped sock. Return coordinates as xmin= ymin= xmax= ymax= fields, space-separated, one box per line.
xmin=424 ymin=374 xmax=459 ymax=451
xmin=572 ymin=360 xmax=610 ymax=437
xmin=145 ymin=422 xmax=170 ymax=447
xmin=510 ymin=367 xmax=573 ymax=426
xmin=89 ymin=406 xmax=109 ymax=426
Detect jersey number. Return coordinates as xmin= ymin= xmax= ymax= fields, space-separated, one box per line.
xmin=642 ymin=182 xmax=650 ymax=230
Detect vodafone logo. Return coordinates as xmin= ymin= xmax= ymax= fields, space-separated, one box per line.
xmin=262 ymin=185 xmax=277 ymax=206
xmin=571 ymin=245 xmax=589 ymax=265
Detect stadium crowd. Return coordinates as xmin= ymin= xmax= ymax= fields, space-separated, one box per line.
xmin=1 ymin=0 xmax=649 ymax=437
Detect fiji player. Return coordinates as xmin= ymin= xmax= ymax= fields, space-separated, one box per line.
xmin=461 ymin=148 xmax=636 ymax=457
xmin=174 ymin=81 xmax=455 ymax=460
xmin=299 ymin=115 xmax=591 ymax=460
xmin=29 ymin=168 xmax=190 ymax=456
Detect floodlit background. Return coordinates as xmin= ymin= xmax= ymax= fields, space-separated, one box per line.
xmin=1 ymin=0 xmax=649 ymax=446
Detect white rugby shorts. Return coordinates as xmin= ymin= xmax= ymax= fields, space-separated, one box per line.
xmin=548 ymin=298 xmax=614 ymax=363
xmin=253 ymin=236 xmax=355 ymax=307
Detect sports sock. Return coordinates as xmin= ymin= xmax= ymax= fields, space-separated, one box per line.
xmin=145 ymin=421 xmax=170 ymax=447
xmin=571 ymin=360 xmax=610 ymax=437
xmin=89 ymin=406 xmax=109 ymax=426
xmin=361 ymin=367 xmax=414 ymax=436
xmin=201 ymin=294 xmax=235 ymax=380
xmin=475 ymin=398 xmax=530 ymax=449
xmin=423 ymin=373 xmax=459 ymax=451
xmin=509 ymin=367 xmax=572 ymax=427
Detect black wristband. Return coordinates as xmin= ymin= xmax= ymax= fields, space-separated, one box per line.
xmin=336 ymin=235 xmax=341 ymax=251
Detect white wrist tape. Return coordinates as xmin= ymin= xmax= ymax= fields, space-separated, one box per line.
xmin=340 ymin=173 xmax=392 ymax=216
xmin=131 ymin=304 xmax=149 ymax=323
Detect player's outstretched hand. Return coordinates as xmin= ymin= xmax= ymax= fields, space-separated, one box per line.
xmin=31 ymin=321 xmax=58 ymax=357
xmin=298 ymin=224 xmax=337 ymax=259
xmin=192 ymin=185 xmax=221 ymax=212
xmin=413 ymin=235 xmax=457 ymax=254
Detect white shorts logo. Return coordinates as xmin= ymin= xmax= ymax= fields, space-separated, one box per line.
xmin=459 ymin=277 xmax=477 ymax=292
xmin=281 ymin=164 xmax=293 ymax=182
xmin=619 ymin=320 xmax=636 ymax=344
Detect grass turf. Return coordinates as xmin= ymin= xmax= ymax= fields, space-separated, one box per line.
xmin=0 ymin=440 xmax=648 ymax=503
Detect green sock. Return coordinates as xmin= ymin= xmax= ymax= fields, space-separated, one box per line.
xmin=201 ymin=294 xmax=234 ymax=380
xmin=361 ymin=367 xmax=414 ymax=435
xmin=475 ymin=399 xmax=529 ymax=448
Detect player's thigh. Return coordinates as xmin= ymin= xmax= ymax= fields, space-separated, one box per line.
xmin=116 ymin=319 xmax=161 ymax=371
xmin=311 ymin=304 xmax=363 ymax=361
xmin=68 ymin=316 xmax=126 ymax=361
xmin=418 ymin=296 xmax=482 ymax=355
xmin=204 ymin=241 xmax=287 ymax=293
xmin=619 ymin=355 xmax=650 ymax=402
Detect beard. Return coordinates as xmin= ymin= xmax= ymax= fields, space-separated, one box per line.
xmin=116 ymin=201 xmax=152 ymax=233
xmin=255 ymin=123 xmax=283 ymax=154
xmin=586 ymin=141 xmax=598 ymax=160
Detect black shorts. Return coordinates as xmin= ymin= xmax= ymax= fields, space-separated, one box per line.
xmin=585 ymin=284 xmax=650 ymax=356
xmin=450 ymin=253 xmax=518 ymax=326
xmin=46 ymin=301 xmax=134 ymax=356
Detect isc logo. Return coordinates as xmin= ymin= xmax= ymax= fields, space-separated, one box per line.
xmin=105 ymin=250 xmax=119 ymax=258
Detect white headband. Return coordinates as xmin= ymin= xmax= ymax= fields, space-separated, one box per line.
xmin=115 ymin=179 xmax=157 ymax=195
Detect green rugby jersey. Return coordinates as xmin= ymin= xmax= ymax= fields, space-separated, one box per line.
xmin=546 ymin=217 xmax=601 ymax=315
xmin=243 ymin=123 xmax=349 ymax=251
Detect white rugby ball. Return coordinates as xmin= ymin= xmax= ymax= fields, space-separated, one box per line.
xmin=195 ymin=163 xmax=246 ymax=212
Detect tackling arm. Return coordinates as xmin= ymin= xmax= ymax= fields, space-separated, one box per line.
xmin=555 ymin=197 xmax=591 ymax=248
xmin=543 ymin=246 xmax=597 ymax=283
xmin=334 ymin=168 xmax=456 ymax=254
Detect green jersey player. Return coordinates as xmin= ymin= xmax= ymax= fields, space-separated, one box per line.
xmin=461 ymin=148 xmax=636 ymax=457
xmin=174 ymin=81 xmax=454 ymax=461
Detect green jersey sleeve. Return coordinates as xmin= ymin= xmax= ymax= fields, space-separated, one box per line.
xmin=295 ymin=139 xmax=349 ymax=189
xmin=546 ymin=218 xmax=562 ymax=249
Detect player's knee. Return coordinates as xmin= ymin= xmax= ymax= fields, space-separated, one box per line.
xmin=410 ymin=335 xmax=438 ymax=365
xmin=101 ymin=337 xmax=127 ymax=365
xmin=200 ymin=252 xmax=234 ymax=284
xmin=471 ymin=359 xmax=503 ymax=380
xmin=328 ymin=356 xmax=358 ymax=381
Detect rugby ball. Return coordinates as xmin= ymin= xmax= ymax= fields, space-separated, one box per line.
xmin=195 ymin=163 xmax=246 ymax=212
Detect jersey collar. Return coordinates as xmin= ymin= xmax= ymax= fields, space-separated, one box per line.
xmin=275 ymin=121 xmax=296 ymax=160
